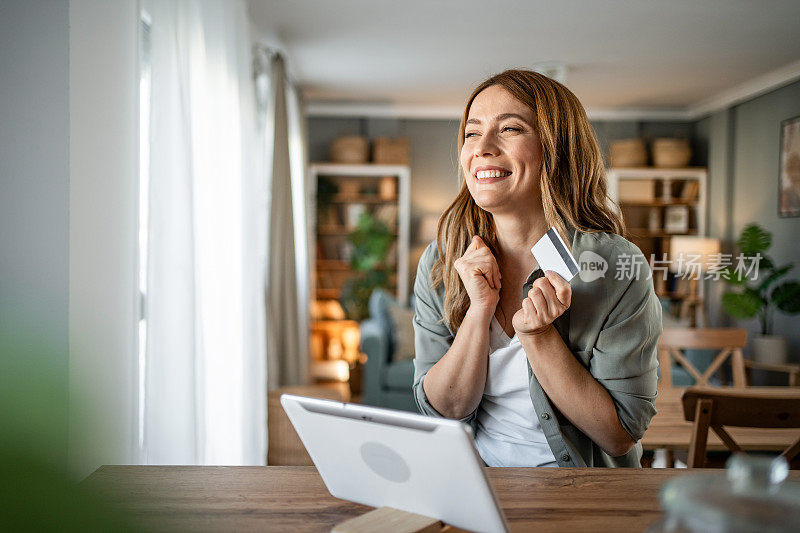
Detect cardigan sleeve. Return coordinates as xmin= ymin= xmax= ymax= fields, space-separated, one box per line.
xmin=411 ymin=242 xmax=478 ymax=424
xmin=589 ymin=240 xmax=661 ymax=442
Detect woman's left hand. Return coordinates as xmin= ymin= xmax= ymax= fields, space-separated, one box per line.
xmin=512 ymin=270 xmax=572 ymax=337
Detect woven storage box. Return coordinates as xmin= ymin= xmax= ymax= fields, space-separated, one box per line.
xmin=618 ymin=179 xmax=655 ymax=202
xmin=610 ymin=138 xmax=647 ymax=167
xmin=652 ymin=138 xmax=691 ymax=168
xmin=372 ymin=137 xmax=409 ymax=164
xmin=330 ymin=136 xmax=369 ymax=164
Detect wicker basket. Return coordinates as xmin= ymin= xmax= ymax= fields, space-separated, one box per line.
xmin=330 ymin=136 xmax=369 ymax=164
xmin=610 ymin=138 xmax=647 ymax=167
xmin=652 ymin=138 xmax=691 ymax=168
xmin=372 ymin=137 xmax=409 ymax=164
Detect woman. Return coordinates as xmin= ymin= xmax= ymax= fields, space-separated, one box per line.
xmin=412 ymin=69 xmax=661 ymax=468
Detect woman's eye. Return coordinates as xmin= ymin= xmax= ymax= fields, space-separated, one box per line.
xmin=502 ymin=126 xmax=521 ymax=133
xmin=464 ymin=132 xmax=478 ymax=139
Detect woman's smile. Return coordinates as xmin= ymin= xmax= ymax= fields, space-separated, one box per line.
xmin=475 ymin=165 xmax=513 ymax=184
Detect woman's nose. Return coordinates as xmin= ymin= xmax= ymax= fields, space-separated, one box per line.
xmin=473 ymin=132 xmax=499 ymax=157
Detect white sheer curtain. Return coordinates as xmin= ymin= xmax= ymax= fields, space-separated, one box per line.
xmin=142 ymin=0 xmax=266 ymax=465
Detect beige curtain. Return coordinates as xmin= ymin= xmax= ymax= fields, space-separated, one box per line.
xmin=263 ymin=52 xmax=309 ymax=389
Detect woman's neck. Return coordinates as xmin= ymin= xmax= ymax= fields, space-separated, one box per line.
xmin=493 ymin=209 xmax=549 ymax=273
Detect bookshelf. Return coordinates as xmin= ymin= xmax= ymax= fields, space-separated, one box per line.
xmin=309 ymin=163 xmax=411 ymax=306
xmin=606 ymin=167 xmax=707 ymax=317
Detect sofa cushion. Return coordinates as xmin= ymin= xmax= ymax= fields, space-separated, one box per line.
xmin=387 ymin=303 xmax=415 ymax=361
xmin=382 ymin=360 xmax=414 ymax=391
xmin=368 ymin=289 xmax=395 ymax=351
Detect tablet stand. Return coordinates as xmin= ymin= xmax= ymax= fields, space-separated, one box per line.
xmin=332 ymin=506 xmax=469 ymax=532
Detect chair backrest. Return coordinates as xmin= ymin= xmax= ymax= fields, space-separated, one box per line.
xmin=681 ymin=387 xmax=800 ymax=468
xmin=658 ymin=328 xmax=748 ymax=388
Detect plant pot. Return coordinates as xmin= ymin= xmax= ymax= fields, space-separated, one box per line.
xmin=752 ymin=334 xmax=787 ymax=365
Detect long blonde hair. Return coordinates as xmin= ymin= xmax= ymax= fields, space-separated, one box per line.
xmin=431 ymin=69 xmax=624 ymax=330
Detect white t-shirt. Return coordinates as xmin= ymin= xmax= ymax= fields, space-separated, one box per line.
xmin=474 ymin=316 xmax=558 ymax=467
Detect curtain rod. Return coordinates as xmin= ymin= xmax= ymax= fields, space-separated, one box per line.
xmin=252 ymin=44 xmax=300 ymax=90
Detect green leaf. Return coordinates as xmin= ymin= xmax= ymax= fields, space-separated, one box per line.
xmin=737 ymin=223 xmax=771 ymax=255
xmin=720 ymin=265 xmax=747 ymax=285
xmin=722 ymin=291 xmax=763 ymax=319
xmin=757 ymin=263 xmax=794 ymax=291
xmin=348 ymin=213 xmax=394 ymax=273
xmin=758 ymin=255 xmax=775 ymax=272
xmin=772 ymin=281 xmax=800 ymax=315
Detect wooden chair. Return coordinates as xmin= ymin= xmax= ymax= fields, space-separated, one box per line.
xmin=658 ymin=328 xmax=748 ymax=389
xmin=743 ymin=359 xmax=800 ymax=387
xmin=681 ymin=387 xmax=800 ymax=468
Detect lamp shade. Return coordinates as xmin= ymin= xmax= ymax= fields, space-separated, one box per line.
xmin=669 ymin=236 xmax=721 ymax=275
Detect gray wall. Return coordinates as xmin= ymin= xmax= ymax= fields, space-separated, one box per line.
xmin=69 ymin=0 xmax=139 ymax=479
xmin=0 ymin=0 xmax=140 ymax=477
xmin=0 ymin=0 xmax=71 ymax=467
xmin=697 ymin=79 xmax=800 ymax=362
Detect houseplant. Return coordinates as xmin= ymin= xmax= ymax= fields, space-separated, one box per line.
xmin=339 ymin=212 xmax=394 ymax=321
xmin=721 ymin=223 xmax=800 ymax=364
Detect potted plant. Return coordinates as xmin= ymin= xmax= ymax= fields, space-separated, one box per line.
xmin=339 ymin=212 xmax=394 ymax=321
xmin=721 ymin=223 xmax=800 ymax=364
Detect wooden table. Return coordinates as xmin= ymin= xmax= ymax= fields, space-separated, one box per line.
xmin=81 ymin=465 xmax=800 ymax=532
xmin=642 ymin=386 xmax=800 ymax=453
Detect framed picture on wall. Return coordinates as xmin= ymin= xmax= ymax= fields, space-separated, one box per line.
xmin=779 ymin=115 xmax=800 ymax=217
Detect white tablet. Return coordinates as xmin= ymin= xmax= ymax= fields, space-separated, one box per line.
xmin=280 ymin=394 xmax=509 ymax=533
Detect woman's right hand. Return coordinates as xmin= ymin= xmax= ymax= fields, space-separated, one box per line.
xmin=453 ymin=236 xmax=501 ymax=313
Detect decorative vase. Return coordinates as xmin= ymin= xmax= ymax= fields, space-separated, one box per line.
xmin=752 ymin=334 xmax=787 ymax=365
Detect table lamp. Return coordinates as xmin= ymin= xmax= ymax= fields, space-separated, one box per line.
xmin=668 ymin=236 xmax=721 ymax=327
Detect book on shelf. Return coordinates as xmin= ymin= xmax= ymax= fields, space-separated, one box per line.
xmin=345 ymin=203 xmax=367 ymax=228
xmin=373 ymin=204 xmax=398 ymax=227
xmin=319 ymin=238 xmax=343 ymax=260
xmin=664 ymin=205 xmax=689 ymax=233
xmin=681 ymin=180 xmax=699 ymax=200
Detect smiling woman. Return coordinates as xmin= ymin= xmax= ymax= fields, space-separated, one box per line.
xmin=411 ymin=69 xmax=662 ymax=468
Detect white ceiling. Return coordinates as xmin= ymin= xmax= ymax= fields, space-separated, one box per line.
xmin=247 ymin=0 xmax=800 ymax=119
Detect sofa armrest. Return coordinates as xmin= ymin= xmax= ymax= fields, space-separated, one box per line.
xmin=361 ymin=318 xmax=391 ymax=405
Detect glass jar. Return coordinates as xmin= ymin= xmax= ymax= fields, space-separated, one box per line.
xmin=647 ymin=455 xmax=800 ymax=533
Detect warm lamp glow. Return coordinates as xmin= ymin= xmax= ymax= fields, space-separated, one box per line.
xmin=341 ymin=325 xmax=361 ymax=364
xmin=327 ymin=337 xmax=344 ymax=359
xmin=669 ymin=236 xmax=721 ymax=276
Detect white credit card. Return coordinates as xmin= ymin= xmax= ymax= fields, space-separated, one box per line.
xmin=531 ymin=227 xmax=579 ymax=282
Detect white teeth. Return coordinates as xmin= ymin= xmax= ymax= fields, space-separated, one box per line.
xmin=476 ymin=170 xmax=511 ymax=179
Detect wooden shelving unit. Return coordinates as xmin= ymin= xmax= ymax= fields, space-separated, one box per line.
xmin=308 ymin=163 xmax=411 ymax=306
xmin=607 ymin=167 xmax=707 ymax=254
xmin=607 ymin=167 xmax=708 ymax=321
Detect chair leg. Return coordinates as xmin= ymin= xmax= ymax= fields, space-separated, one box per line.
xmin=731 ymin=349 xmax=746 ymax=388
xmin=658 ymin=348 xmax=672 ymax=388
xmin=688 ymin=399 xmax=713 ymax=468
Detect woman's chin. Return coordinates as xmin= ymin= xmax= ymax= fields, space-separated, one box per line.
xmin=472 ymin=193 xmax=512 ymax=213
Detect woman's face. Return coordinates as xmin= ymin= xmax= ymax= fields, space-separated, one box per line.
xmin=460 ymin=85 xmax=543 ymax=215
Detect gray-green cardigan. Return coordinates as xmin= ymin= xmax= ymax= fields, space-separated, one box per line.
xmin=411 ymin=226 xmax=662 ymax=467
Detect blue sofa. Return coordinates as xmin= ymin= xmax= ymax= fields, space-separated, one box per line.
xmin=360 ymin=289 xmax=418 ymax=412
